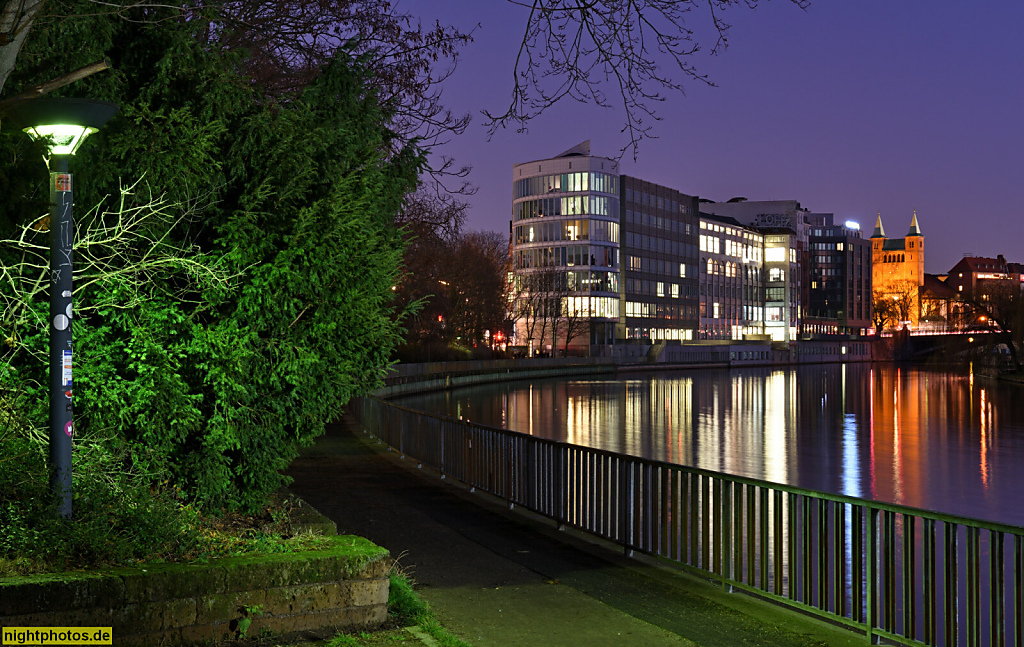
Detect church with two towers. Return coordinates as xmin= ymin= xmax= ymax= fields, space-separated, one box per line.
xmin=871 ymin=212 xmax=924 ymax=328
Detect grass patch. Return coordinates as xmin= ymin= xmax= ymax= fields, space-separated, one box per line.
xmin=324 ymin=571 xmax=471 ymax=647
xmin=0 ymin=485 xmax=331 ymax=577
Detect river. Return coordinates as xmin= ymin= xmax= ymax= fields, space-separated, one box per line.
xmin=394 ymin=364 xmax=1024 ymax=528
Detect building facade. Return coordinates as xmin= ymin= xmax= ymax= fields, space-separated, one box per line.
xmin=871 ymin=212 xmax=924 ymax=328
xmin=511 ymin=142 xmax=622 ymax=353
xmin=619 ymin=176 xmax=700 ymax=341
xmin=510 ymin=144 xmax=875 ymax=352
xmin=804 ymin=214 xmax=872 ymax=335
xmin=697 ymin=214 xmax=764 ymax=339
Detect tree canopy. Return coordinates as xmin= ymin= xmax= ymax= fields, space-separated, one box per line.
xmin=0 ymin=7 xmax=421 ymax=511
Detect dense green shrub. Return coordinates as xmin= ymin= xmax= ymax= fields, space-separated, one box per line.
xmin=0 ymin=5 xmax=420 ymax=516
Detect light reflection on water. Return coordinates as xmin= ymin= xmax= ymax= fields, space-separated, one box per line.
xmin=403 ymin=364 xmax=1024 ymax=527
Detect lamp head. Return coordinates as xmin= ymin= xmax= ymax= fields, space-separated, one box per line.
xmin=2 ymin=97 xmax=118 ymax=155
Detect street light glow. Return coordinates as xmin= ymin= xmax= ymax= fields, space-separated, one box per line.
xmin=22 ymin=123 xmax=99 ymax=155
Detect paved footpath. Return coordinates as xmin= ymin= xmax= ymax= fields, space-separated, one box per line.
xmin=286 ymin=412 xmax=864 ymax=647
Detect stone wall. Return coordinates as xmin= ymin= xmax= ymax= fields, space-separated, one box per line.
xmin=0 ymin=535 xmax=389 ymax=646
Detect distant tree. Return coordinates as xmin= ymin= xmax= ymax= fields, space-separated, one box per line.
xmin=560 ymin=294 xmax=588 ymax=355
xmin=955 ymin=280 xmax=1023 ymax=371
xmin=871 ymin=289 xmax=896 ymax=336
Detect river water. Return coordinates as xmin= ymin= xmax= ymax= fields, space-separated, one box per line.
xmin=394 ymin=364 xmax=1024 ymax=528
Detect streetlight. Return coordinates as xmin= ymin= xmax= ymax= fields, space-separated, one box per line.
xmin=2 ymin=97 xmax=118 ymax=518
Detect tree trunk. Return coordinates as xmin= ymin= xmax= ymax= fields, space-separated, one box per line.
xmin=0 ymin=0 xmax=46 ymax=96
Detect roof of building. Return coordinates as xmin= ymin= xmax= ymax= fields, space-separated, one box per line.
xmin=922 ymin=273 xmax=958 ymax=299
xmin=700 ymin=213 xmax=746 ymax=228
xmin=556 ymin=140 xmax=591 ymax=158
xmin=950 ymin=255 xmax=1014 ymax=274
xmin=871 ymin=213 xmax=885 ymax=238
xmin=907 ymin=210 xmax=922 ymax=236
xmin=881 ymin=238 xmax=908 ymax=251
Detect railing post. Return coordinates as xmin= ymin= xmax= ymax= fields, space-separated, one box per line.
xmin=867 ymin=507 xmax=877 ymax=644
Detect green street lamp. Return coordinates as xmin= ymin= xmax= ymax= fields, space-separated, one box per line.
xmin=2 ymin=97 xmax=118 ymax=518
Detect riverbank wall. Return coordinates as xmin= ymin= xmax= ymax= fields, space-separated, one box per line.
xmin=379 ymin=338 xmax=876 ymax=397
xmin=0 ymin=535 xmax=390 ymax=646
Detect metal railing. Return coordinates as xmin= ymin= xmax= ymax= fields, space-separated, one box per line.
xmin=356 ymin=396 xmax=1024 ymax=646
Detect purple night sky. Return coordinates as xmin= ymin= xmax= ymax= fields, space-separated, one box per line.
xmin=399 ymin=1 xmax=1024 ymax=275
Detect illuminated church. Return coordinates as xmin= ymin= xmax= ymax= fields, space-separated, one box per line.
xmin=870 ymin=212 xmax=924 ymax=328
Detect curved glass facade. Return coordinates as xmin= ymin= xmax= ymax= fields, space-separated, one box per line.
xmin=512 ymin=160 xmax=622 ymax=352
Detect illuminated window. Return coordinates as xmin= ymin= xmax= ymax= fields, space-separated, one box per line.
xmin=765 ymin=247 xmax=786 ymax=262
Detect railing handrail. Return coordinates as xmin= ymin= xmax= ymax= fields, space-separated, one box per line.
xmin=361 ymin=394 xmax=1024 ymax=646
xmin=371 ymin=395 xmax=1024 ymax=537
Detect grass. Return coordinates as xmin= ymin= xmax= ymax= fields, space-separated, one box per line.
xmin=318 ymin=572 xmax=471 ymax=647
xmin=0 ymin=489 xmax=333 ymax=577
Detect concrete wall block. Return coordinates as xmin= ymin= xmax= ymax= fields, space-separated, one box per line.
xmin=114 ymin=628 xmax=183 ymax=647
xmin=0 ymin=606 xmax=114 ymax=629
xmin=178 ymin=621 xmax=234 ymax=644
xmin=159 ymin=596 xmax=198 ymax=630
xmin=0 ymin=573 xmax=107 ymax=617
xmin=262 ymin=582 xmax=334 ymax=616
xmin=348 ymin=579 xmax=389 ymax=607
xmin=194 ymin=589 xmax=266 ymax=625
xmin=119 ymin=563 xmax=226 ymax=603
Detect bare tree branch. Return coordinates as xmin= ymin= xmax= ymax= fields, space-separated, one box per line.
xmin=486 ymin=0 xmax=809 ymax=159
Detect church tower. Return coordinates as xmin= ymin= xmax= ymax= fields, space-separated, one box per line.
xmin=871 ymin=212 xmax=925 ymax=329
xmin=905 ymin=211 xmax=924 ymax=286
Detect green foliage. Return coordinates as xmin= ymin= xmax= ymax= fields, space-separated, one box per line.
xmin=388 ymin=573 xmax=431 ymax=626
xmin=0 ymin=3 xmax=422 ymax=517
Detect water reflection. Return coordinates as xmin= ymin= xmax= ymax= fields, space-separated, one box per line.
xmin=397 ymin=364 xmax=1024 ymax=527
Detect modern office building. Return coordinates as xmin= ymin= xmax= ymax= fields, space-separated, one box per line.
xmin=619 ymin=176 xmax=700 ymax=341
xmin=699 ymin=200 xmax=808 ymax=342
xmin=697 ymin=213 xmax=764 ymax=339
xmin=803 ymin=213 xmax=872 ymax=335
xmin=511 ymin=141 xmax=622 ymax=352
xmin=510 ymin=144 xmax=873 ymax=352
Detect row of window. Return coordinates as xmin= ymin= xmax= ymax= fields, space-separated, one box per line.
xmin=626 ymin=255 xmax=692 ymax=279
xmin=700 ymin=283 xmax=761 ymax=302
xmin=699 ymin=302 xmax=765 ymax=322
xmin=699 ymin=235 xmax=763 ymax=262
xmin=626 ymin=327 xmax=695 ymax=341
xmin=701 ymin=258 xmax=762 ymax=280
xmin=513 ymin=172 xmax=619 ymax=199
xmin=514 ymin=270 xmax=619 ymax=294
xmin=700 ymin=220 xmax=763 ymax=241
xmin=514 ymin=245 xmax=619 ymax=270
xmin=513 ymin=219 xmax=619 ymax=245
xmin=623 ymin=189 xmax=692 ymax=215
xmin=513 ymin=195 xmax=617 ymax=221
xmin=624 ymin=279 xmax=699 ymax=299
xmin=622 ymin=231 xmax=698 ymax=259
xmin=881 ymin=254 xmax=906 ymax=263
xmin=623 ymin=210 xmax=693 ymax=232
xmin=625 ymin=302 xmax=698 ymax=319
xmin=563 ymin=295 xmax=620 ymax=319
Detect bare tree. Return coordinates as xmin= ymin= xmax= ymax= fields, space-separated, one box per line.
xmin=955 ymin=280 xmax=1023 ymax=371
xmin=871 ymin=289 xmax=895 ymax=336
xmin=560 ymin=293 xmax=587 ymax=355
xmin=485 ymin=0 xmax=809 ymax=158
xmin=1 ymin=178 xmax=233 ymax=366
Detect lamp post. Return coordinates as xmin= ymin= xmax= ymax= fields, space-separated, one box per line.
xmin=2 ymin=97 xmax=118 ymax=518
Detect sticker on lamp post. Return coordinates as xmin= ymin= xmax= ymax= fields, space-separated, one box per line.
xmin=55 ymin=174 xmax=72 ymax=192
xmin=62 ymin=350 xmax=72 ymax=386
xmin=64 ymin=420 xmax=73 ymax=438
